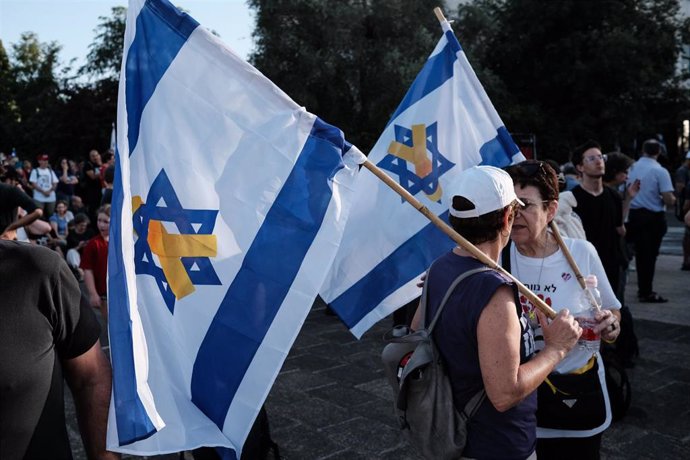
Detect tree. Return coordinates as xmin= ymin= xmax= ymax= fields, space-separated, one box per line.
xmin=455 ymin=0 xmax=690 ymax=162
xmin=0 ymin=40 xmax=17 ymax=151
xmin=248 ymin=0 xmax=443 ymax=152
xmin=54 ymin=6 xmax=128 ymax=158
xmin=1 ymin=5 xmax=126 ymax=161
xmin=81 ymin=6 xmax=126 ymax=81
xmin=6 ymin=32 xmax=63 ymax=156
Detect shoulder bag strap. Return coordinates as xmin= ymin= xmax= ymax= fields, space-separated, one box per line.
xmin=426 ymin=266 xmax=492 ymax=333
xmin=424 ymin=265 xmax=492 ymax=419
xmin=461 ymin=389 xmax=487 ymax=421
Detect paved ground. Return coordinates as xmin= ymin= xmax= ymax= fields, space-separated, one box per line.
xmin=68 ymin=212 xmax=690 ymax=459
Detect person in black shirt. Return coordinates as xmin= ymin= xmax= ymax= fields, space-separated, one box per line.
xmin=0 ymin=241 xmax=118 ymax=459
xmin=101 ymin=164 xmax=115 ymax=206
xmin=82 ymin=149 xmax=104 ymax=220
xmin=65 ymin=213 xmax=95 ymax=280
xmin=0 ymin=168 xmax=43 ymax=240
xmin=571 ymin=140 xmax=625 ymax=297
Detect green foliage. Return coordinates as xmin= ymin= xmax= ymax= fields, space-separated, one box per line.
xmin=248 ymin=0 xmax=443 ymax=152
xmin=81 ymin=6 xmax=126 ymax=81
xmin=1 ymin=33 xmax=64 ymax=156
xmin=0 ymin=41 xmax=16 ymax=148
xmin=0 ymin=8 xmax=125 ymax=161
xmin=4 ymin=0 xmax=688 ymax=167
xmin=456 ymin=0 xmax=690 ymax=162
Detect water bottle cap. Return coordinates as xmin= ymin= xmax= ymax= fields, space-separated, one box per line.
xmin=585 ymin=274 xmax=598 ymax=287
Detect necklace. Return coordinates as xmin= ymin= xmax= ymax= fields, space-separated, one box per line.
xmin=514 ymin=233 xmax=550 ymax=289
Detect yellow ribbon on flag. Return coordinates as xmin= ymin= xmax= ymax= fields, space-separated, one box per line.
xmin=387 ymin=123 xmax=442 ymax=201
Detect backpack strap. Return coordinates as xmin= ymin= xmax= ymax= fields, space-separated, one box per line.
xmin=425 ymin=266 xmax=493 ymax=333
xmin=461 ymin=388 xmax=487 ymax=421
xmin=423 ymin=265 xmax=493 ymax=420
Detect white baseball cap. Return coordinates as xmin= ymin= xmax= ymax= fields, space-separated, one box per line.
xmin=448 ymin=166 xmax=523 ymax=218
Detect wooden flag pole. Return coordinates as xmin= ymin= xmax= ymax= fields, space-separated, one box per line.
xmin=549 ymin=222 xmax=586 ymax=289
xmin=362 ymin=160 xmax=557 ymax=319
xmin=549 ymin=221 xmax=601 ymax=309
xmin=434 ymin=6 xmax=447 ymax=23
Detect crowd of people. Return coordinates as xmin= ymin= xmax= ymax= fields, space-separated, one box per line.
xmin=413 ymin=138 xmax=687 ymax=460
xmin=0 ymin=139 xmax=687 ymax=459
xmin=0 ymin=148 xmax=115 ymax=289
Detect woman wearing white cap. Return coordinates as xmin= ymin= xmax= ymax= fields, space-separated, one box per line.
xmin=413 ymin=165 xmax=581 ymax=459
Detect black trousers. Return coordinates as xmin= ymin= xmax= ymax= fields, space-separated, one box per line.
xmin=627 ymin=208 xmax=667 ymax=297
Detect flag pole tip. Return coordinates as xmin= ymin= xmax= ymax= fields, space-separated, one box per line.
xmin=433 ymin=7 xmax=447 ymax=24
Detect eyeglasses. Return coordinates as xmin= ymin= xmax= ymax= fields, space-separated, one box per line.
xmin=583 ymin=154 xmax=606 ymax=163
xmin=516 ymin=199 xmax=550 ymax=213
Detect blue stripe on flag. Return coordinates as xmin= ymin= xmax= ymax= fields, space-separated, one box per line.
xmin=216 ymin=446 xmax=237 ymax=460
xmin=330 ymin=212 xmax=455 ymax=329
xmin=479 ymin=127 xmax=520 ymax=168
xmin=109 ymin=149 xmax=158 ymax=445
xmin=387 ymin=41 xmax=458 ymax=125
xmin=191 ymin=118 xmax=345 ymax=428
xmin=125 ymin=0 xmax=198 ymax=155
xmin=444 ymin=29 xmax=462 ymax=53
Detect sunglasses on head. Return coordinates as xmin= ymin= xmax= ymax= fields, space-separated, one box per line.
xmin=505 ymin=160 xmax=560 ymax=196
xmin=504 ymin=161 xmax=548 ymax=178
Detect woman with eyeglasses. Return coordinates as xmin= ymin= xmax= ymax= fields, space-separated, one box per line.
xmin=504 ymin=160 xmax=622 ymax=460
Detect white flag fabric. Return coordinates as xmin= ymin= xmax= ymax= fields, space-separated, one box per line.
xmin=107 ymin=0 xmax=365 ymax=457
xmin=109 ymin=122 xmax=116 ymax=152
xmin=320 ymin=19 xmax=525 ymax=338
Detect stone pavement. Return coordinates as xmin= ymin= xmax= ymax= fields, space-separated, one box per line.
xmin=267 ymin=272 xmax=690 ymax=460
xmin=69 ymin=213 xmax=690 ymax=459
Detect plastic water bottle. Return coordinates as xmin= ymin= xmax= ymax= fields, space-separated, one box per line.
xmin=574 ymin=275 xmax=601 ymax=353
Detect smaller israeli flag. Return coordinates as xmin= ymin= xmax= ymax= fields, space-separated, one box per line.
xmin=320 ymin=18 xmax=525 ymax=338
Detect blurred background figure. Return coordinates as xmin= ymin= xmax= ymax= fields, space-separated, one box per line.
xmin=626 ymin=139 xmax=675 ymax=303
xmin=674 ymin=151 xmax=690 ymax=270
xmin=29 ymin=154 xmax=59 ymax=218
xmin=81 ymin=205 xmax=110 ymax=322
xmin=55 ymin=156 xmax=79 ymax=203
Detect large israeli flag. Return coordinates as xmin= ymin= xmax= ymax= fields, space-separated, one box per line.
xmin=320 ymin=19 xmax=525 ymax=338
xmin=107 ymin=0 xmax=365 ymax=457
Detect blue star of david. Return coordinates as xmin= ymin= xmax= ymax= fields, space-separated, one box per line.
xmin=133 ymin=169 xmax=221 ymax=313
xmin=377 ymin=122 xmax=455 ymax=202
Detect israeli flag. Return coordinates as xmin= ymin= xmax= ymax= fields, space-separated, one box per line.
xmin=320 ymin=19 xmax=525 ymax=338
xmin=107 ymin=0 xmax=365 ymax=457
